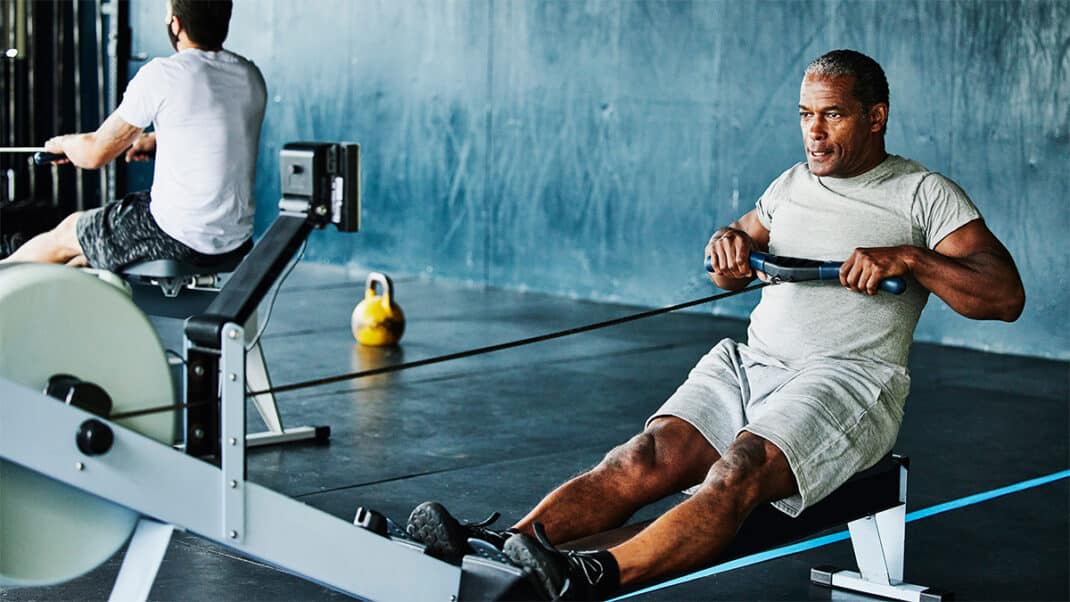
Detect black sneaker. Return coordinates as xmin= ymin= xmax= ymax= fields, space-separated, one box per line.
xmin=502 ymin=525 xmax=615 ymax=601
xmin=406 ymin=501 xmax=512 ymax=561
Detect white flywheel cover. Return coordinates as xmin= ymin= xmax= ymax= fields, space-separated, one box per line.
xmin=0 ymin=264 xmax=174 ymax=586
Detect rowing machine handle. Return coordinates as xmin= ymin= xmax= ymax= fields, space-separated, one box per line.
xmin=33 ymin=152 xmax=66 ymax=165
xmin=704 ymin=251 xmax=906 ymax=295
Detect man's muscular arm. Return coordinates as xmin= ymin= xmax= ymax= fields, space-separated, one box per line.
xmin=705 ymin=210 xmax=770 ymax=291
xmin=840 ymin=219 xmax=1025 ymax=321
xmin=44 ymin=112 xmax=143 ymax=170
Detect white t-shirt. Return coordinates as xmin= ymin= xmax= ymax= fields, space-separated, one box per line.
xmin=747 ymin=155 xmax=981 ymax=369
xmin=116 ymin=48 xmax=266 ymax=254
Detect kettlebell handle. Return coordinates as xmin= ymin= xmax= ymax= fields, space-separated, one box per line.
xmin=365 ymin=272 xmax=394 ymax=301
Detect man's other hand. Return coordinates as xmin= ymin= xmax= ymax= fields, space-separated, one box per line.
xmin=42 ymin=136 xmax=72 ymax=164
xmin=125 ymin=133 xmax=157 ymax=162
xmin=840 ymin=246 xmax=912 ymax=295
xmin=706 ymin=228 xmax=756 ymax=281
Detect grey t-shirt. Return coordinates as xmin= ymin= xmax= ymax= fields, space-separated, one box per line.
xmin=747 ymin=155 xmax=981 ymax=368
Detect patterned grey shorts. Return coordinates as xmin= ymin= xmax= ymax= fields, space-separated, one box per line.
xmin=75 ymin=191 xmax=217 ymax=271
xmin=648 ymin=338 xmax=909 ymax=517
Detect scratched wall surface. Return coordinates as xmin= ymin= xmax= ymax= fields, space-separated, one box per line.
xmin=130 ymin=1 xmax=1068 ymax=359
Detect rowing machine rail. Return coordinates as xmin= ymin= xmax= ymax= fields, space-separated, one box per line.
xmin=0 ymin=378 xmax=463 ymax=601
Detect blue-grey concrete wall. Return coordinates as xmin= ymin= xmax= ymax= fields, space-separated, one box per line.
xmin=131 ymin=1 xmax=1069 ymax=360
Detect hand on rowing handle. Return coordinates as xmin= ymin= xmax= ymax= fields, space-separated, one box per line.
xmin=39 ymin=135 xmax=71 ymax=165
xmin=125 ymin=133 xmax=156 ymax=162
xmin=703 ymin=254 xmax=765 ymax=279
xmin=839 ymin=247 xmax=910 ymax=296
xmin=834 ymin=259 xmax=906 ymax=295
xmin=704 ymin=227 xmax=755 ymax=281
xmin=33 ymin=151 xmax=68 ymax=165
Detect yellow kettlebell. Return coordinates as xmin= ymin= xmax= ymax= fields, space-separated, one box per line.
xmin=352 ymin=272 xmax=405 ymax=346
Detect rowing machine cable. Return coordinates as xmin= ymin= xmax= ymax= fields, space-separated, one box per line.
xmin=110 ymin=282 xmax=767 ymax=421
xmin=246 ymin=240 xmax=306 ymax=352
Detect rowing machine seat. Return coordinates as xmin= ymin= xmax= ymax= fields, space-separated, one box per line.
xmin=121 ymin=239 xmax=253 ymax=300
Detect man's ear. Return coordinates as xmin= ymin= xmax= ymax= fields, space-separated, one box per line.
xmin=869 ymin=103 xmax=889 ymax=133
xmin=170 ymin=16 xmax=182 ymax=37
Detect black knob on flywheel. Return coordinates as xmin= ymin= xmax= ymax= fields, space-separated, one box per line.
xmin=76 ymin=419 xmax=114 ymax=456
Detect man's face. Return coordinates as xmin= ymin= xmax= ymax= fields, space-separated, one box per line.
xmin=798 ymin=75 xmax=886 ymax=178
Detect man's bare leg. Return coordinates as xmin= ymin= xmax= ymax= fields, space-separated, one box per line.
xmin=405 ymin=417 xmax=720 ymax=563
xmin=512 ymin=416 xmax=721 ymax=544
xmin=0 ymin=212 xmax=85 ymax=265
xmin=502 ymin=431 xmax=796 ymax=598
xmin=609 ymin=431 xmax=797 ymax=585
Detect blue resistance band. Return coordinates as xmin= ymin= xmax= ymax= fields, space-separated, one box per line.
xmin=613 ymin=468 xmax=1070 ymax=600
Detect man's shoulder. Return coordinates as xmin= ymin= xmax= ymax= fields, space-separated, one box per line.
xmin=854 ymin=155 xmax=935 ymax=194
xmin=769 ymin=161 xmax=815 ymax=191
xmin=123 ymin=55 xmax=179 ymax=94
xmin=881 ymin=156 xmax=971 ymax=197
xmin=158 ymin=50 xmax=265 ymax=92
xmin=162 ymin=49 xmax=260 ymax=73
xmin=882 ymin=155 xmax=930 ymax=177
xmin=217 ymin=49 xmax=260 ymax=70
xmin=762 ymin=161 xmax=808 ymax=185
xmin=136 ymin=52 xmax=196 ymax=83
xmin=780 ymin=161 xmax=811 ymax=178
xmin=133 ymin=55 xmax=171 ymax=77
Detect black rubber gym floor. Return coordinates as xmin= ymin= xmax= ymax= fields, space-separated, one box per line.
xmin=2 ymin=264 xmax=1067 ymax=601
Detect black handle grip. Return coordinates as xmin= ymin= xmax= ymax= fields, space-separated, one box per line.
xmin=33 ymin=151 xmax=66 ymax=165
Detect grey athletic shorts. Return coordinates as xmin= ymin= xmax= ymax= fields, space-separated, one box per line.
xmin=648 ymin=338 xmax=909 ymax=516
xmin=76 ymin=191 xmax=231 ymax=271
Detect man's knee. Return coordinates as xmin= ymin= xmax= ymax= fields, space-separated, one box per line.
xmin=598 ymin=417 xmax=717 ymax=487
xmin=56 ymin=212 xmax=83 ymax=237
xmin=601 ymin=431 xmax=658 ymax=478
xmin=699 ymin=432 xmax=796 ymax=506
xmin=52 ymin=212 xmax=85 ymax=252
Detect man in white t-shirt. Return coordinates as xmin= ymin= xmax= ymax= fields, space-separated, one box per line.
xmin=1 ymin=0 xmax=266 ymax=270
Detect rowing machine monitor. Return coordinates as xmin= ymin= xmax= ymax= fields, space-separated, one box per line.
xmin=278 ymin=142 xmax=360 ymax=232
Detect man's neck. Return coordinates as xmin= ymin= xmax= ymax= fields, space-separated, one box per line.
xmin=828 ymin=146 xmax=888 ymax=179
xmin=852 ymin=149 xmax=889 ymax=177
xmin=176 ymin=39 xmax=221 ymax=52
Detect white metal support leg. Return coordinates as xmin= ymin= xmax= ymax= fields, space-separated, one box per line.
xmin=246 ymin=339 xmax=283 ymax=433
xmin=811 ymin=504 xmax=948 ymax=601
xmin=811 ymin=460 xmax=950 ymax=602
xmin=108 ymin=519 xmax=174 ymax=602
xmin=242 ymin=312 xmax=328 ymax=448
xmin=849 ymin=504 xmax=903 ymax=585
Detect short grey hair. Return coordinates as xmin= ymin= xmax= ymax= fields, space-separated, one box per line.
xmin=805 ymin=49 xmax=889 ymax=114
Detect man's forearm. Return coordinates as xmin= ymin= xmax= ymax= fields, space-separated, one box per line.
xmin=54 ymin=133 xmax=114 ymax=169
xmin=904 ymin=246 xmax=1025 ymax=321
xmin=46 ymin=112 xmax=143 ymax=170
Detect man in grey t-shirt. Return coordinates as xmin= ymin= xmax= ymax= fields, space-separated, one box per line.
xmin=406 ymin=50 xmax=1025 ymax=599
